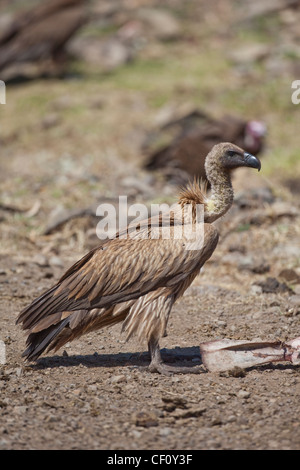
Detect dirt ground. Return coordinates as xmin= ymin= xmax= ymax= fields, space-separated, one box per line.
xmin=1 ymin=173 xmax=299 ymax=451
xmin=0 ymin=0 xmax=300 ymax=451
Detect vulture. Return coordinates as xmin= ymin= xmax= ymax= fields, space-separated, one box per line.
xmin=144 ymin=110 xmax=266 ymax=185
xmin=0 ymin=0 xmax=87 ymax=76
xmin=17 ymin=142 xmax=261 ymax=375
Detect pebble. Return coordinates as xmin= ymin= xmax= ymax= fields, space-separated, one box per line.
xmin=132 ymin=411 xmax=158 ymax=428
xmin=130 ymin=429 xmax=142 ymax=439
xmin=137 ymin=8 xmax=181 ymax=40
xmin=295 ymin=285 xmax=300 ymax=295
xmin=41 ymin=113 xmax=60 ymax=130
xmin=237 ymin=390 xmax=251 ymax=399
xmin=227 ymin=415 xmax=237 ymax=423
xmin=32 ymin=254 xmax=49 ymax=267
xmin=110 ymin=374 xmax=127 ymax=384
xmin=13 ymin=406 xmax=28 ymax=415
xmin=49 ymin=256 xmax=64 ymax=268
xmin=159 ymin=427 xmax=172 ymax=437
xmin=288 ymin=295 xmax=300 ymax=306
xmin=228 ymin=44 xmax=270 ymax=65
xmin=273 ymin=244 xmax=300 ymax=258
xmin=251 ymin=285 xmax=263 ymax=295
xmin=279 ymin=269 xmax=300 ymax=284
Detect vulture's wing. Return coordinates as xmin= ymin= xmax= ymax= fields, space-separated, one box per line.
xmin=17 ymin=222 xmax=218 ymax=334
xmin=0 ymin=7 xmax=85 ymax=71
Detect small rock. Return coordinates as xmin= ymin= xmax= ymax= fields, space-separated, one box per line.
xmin=49 ymin=256 xmax=64 ymax=268
xmin=137 ymin=8 xmax=181 ymax=40
xmin=43 ymin=271 xmax=54 ymax=279
xmin=159 ymin=427 xmax=172 ymax=437
xmin=184 ymin=284 xmax=222 ymax=296
xmin=269 ymin=300 xmax=280 ymax=307
xmin=227 ymin=415 xmax=237 ymax=423
xmin=223 ymin=253 xmax=253 ymax=267
xmin=295 ymin=285 xmax=300 ymax=295
xmin=235 ymin=187 xmax=274 ymax=208
xmin=41 ymin=113 xmax=60 ymax=130
xmin=132 ymin=411 xmax=158 ymax=427
xmin=251 ymin=285 xmax=263 ymax=295
xmin=0 ymin=398 xmax=9 ymax=407
xmin=51 ymin=95 xmax=73 ymax=111
xmin=161 ymin=395 xmax=188 ymax=412
xmin=228 ymin=44 xmax=270 ymax=65
xmin=266 ymin=306 xmax=282 ymax=316
xmin=255 ymin=277 xmax=293 ymax=294
xmin=273 ymin=244 xmax=300 ymax=258
xmin=228 ymin=244 xmax=246 ymax=254
xmin=110 ymin=374 xmax=127 ymax=384
xmin=130 ymin=429 xmax=142 ymax=439
xmin=172 ymin=407 xmax=206 ymax=419
xmin=288 ymin=295 xmax=300 ymax=306
xmin=284 ymin=307 xmax=294 ymax=317
xmin=67 ymin=37 xmax=132 ymax=72
xmin=211 ymin=415 xmax=222 ymax=426
xmin=249 ymin=261 xmax=270 ymax=274
xmin=279 ymin=269 xmax=300 ymax=284
xmin=32 ymin=254 xmax=49 ymax=267
xmin=227 ymin=367 xmax=246 ymax=378
xmin=238 ymin=390 xmax=251 ymax=399
xmin=252 ymin=310 xmax=263 ymax=319
xmin=121 ymin=176 xmax=154 ymax=197
xmin=15 ymin=367 xmax=23 ymax=378
xmin=13 ymin=405 xmax=28 ymax=414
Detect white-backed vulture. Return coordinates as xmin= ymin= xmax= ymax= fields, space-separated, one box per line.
xmin=17 ymin=142 xmax=261 ymax=374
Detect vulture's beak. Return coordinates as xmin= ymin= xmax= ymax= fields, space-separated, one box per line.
xmin=243 ymin=152 xmax=261 ymax=171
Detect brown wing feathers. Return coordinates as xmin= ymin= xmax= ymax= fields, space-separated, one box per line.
xmin=22 ymin=318 xmax=70 ymax=361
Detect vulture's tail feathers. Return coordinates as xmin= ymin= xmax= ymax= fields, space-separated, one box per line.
xmin=22 ymin=318 xmax=70 ymax=361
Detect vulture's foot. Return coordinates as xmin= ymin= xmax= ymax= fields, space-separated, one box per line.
xmin=148 ymin=360 xmax=203 ymax=375
xmin=148 ymin=337 xmax=203 ymax=375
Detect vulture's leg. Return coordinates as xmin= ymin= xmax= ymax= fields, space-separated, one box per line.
xmin=148 ymin=336 xmax=202 ymax=375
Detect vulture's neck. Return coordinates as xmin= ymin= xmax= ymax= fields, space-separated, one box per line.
xmin=178 ymin=171 xmax=233 ymax=224
xmin=204 ymin=170 xmax=233 ymax=223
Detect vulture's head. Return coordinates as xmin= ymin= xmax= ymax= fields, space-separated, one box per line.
xmin=244 ymin=120 xmax=266 ymax=155
xmin=205 ymin=142 xmax=261 ymax=182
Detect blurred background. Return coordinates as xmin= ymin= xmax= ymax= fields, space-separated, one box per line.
xmin=0 ymin=0 xmax=300 ymax=257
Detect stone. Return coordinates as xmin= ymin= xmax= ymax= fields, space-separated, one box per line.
xmin=132 ymin=411 xmax=158 ymax=427
xmin=288 ymin=295 xmax=300 ymax=306
xmin=32 ymin=254 xmax=49 ymax=267
xmin=238 ymin=390 xmax=251 ymax=399
xmin=228 ymin=44 xmax=270 ymax=65
xmin=137 ymin=8 xmax=181 ymax=40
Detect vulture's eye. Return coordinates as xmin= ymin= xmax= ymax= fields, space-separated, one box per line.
xmin=227 ymin=150 xmax=236 ymax=157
